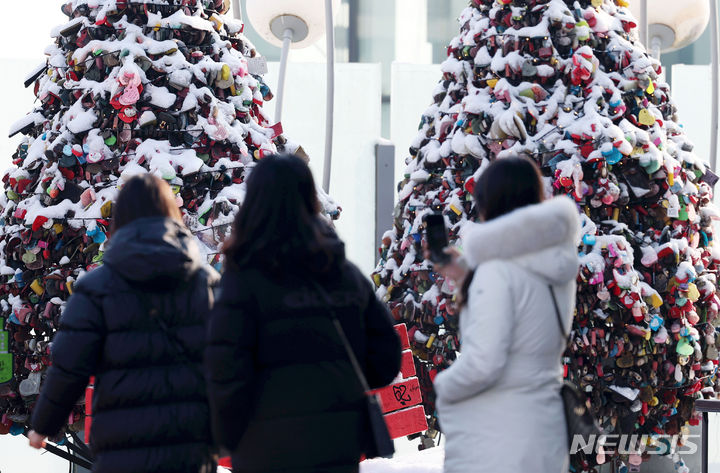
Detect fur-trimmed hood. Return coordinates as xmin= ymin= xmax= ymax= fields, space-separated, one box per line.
xmin=460 ymin=196 xmax=581 ymax=285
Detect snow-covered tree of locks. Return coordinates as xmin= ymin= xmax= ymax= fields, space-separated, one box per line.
xmin=373 ymin=0 xmax=720 ymax=465
xmin=0 ymin=0 xmax=339 ymax=437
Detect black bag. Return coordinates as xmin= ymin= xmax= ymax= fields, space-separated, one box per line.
xmin=549 ymin=286 xmax=603 ymax=450
xmin=310 ymin=281 xmax=395 ymax=459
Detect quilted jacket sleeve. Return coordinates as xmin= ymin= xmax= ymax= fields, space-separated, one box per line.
xmin=433 ymin=260 xmax=514 ymax=404
xmin=362 ymin=276 xmax=402 ymax=390
xmin=31 ymin=286 xmax=105 ymax=436
xmin=204 ymin=268 xmax=256 ymax=452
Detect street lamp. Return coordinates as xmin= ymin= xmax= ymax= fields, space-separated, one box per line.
xmin=629 ymin=0 xmax=710 ymax=58
xmin=244 ymin=0 xmax=340 ymax=193
xmin=628 ymin=0 xmax=717 ymax=173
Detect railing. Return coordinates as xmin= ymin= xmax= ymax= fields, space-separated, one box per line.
xmin=695 ymin=399 xmax=720 ymax=473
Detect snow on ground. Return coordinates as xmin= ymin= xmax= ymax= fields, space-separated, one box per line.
xmin=217 ymin=444 xmax=445 ymax=473
xmin=360 ymin=447 xmax=444 ymax=473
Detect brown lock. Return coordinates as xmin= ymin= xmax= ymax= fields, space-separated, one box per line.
xmin=616 ymin=352 xmax=634 ymax=368
xmin=638 ymin=386 xmax=654 ymax=403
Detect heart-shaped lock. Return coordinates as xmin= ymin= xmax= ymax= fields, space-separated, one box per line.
xmin=676 ymin=338 xmax=694 ymax=356
xmin=638 ymin=109 xmax=656 ymax=126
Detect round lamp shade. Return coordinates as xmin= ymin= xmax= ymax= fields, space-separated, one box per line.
xmin=245 ymin=0 xmax=340 ymax=49
xmin=629 ymin=0 xmax=710 ymax=52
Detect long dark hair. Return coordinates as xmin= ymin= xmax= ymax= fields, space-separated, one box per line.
xmin=223 ymin=154 xmax=343 ymax=274
xmin=459 ymin=157 xmax=544 ymax=305
xmin=112 ymin=174 xmax=183 ymax=233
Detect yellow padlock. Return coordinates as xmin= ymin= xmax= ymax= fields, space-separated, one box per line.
xmin=209 ymin=14 xmax=223 ymax=31
xmin=383 ymin=284 xmax=394 ymax=303
xmin=221 ymin=64 xmax=231 ymax=81
xmin=649 ymin=292 xmax=663 ymax=309
xmin=101 ymin=200 xmax=113 ymax=219
xmin=31 ymin=279 xmax=44 ymax=296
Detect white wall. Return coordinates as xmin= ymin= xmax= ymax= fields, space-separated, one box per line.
xmin=394 ymin=0 xmax=433 ymax=64
xmin=671 ymin=64 xmax=713 ymax=165
xmin=390 ymin=62 xmax=441 ymax=195
xmin=264 ymin=62 xmax=383 ymax=275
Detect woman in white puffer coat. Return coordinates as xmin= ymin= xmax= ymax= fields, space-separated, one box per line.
xmin=434 ymin=157 xmax=580 ymax=473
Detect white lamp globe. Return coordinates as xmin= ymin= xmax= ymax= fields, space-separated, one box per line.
xmin=245 ymin=0 xmax=341 ymax=49
xmin=629 ymin=0 xmax=710 ymax=53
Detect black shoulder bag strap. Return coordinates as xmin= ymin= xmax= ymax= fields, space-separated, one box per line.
xmin=307 ymin=280 xmax=370 ymax=392
xmin=307 ymin=279 xmax=394 ymax=459
xmin=548 ymin=285 xmax=568 ymax=339
xmin=548 ymin=284 xmax=603 ymax=451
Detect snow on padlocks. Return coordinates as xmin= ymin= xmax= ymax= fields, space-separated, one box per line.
xmin=372 ymin=0 xmax=720 ymax=468
xmin=0 ymin=0 xmax=340 ymax=436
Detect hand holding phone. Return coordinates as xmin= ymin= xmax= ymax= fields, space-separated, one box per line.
xmin=424 ymin=213 xmax=451 ymax=265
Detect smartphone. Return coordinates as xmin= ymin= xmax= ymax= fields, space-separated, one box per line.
xmin=424 ymin=213 xmax=451 ymax=264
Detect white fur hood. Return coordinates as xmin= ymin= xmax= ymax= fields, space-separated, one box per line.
xmin=460 ymin=196 xmax=581 ymax=285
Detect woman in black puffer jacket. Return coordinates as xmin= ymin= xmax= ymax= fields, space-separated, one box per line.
xmin=29 ymin=175 xmax=218 ymax=473
xmin=206 ymin=155 xmax=401 ymax=473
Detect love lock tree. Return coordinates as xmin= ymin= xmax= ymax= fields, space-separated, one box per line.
xmin=373 ymin=0 xmax=720 ymax=470
xmin=0 ymin=0 xmax=339 ymax=455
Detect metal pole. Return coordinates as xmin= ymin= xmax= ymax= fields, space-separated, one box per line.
xmin=274 ymin=29 xmax=293 ymax=124
xmin=375 ymin=142 xmax=396 ymax=253
xmin=711 ymin=0 xmax=719 ymax=173
xmin=231 ymin=0 xmax=241 ymax=20
xmin=639 ymin=0 xmax=649 ymax=47
xmin=323 ymin=0 xmax=336 ymax=193
xmin=348 ymin=0 xmax=360 ymax=62
xmin=650 ymin=36 xmax=663 ymax=60
xmin=702 ymin=412 xmax=709 ymax=473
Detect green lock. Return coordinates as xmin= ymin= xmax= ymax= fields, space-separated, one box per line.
xmin=678 ymin=205 xmax=689 ymax=221
xmin=21 ymin=251 xmax=37 ymax=265
xmin=0 ymin=328 xmax=12 ymax=384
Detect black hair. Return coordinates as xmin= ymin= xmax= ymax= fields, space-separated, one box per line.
xmin=112 ymin=174 xmax=183 ymax=234
xmin=223 ymin=154 xmax=344 ymax=274
xmin=460 ymin=157 xmax=544 ymax=305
